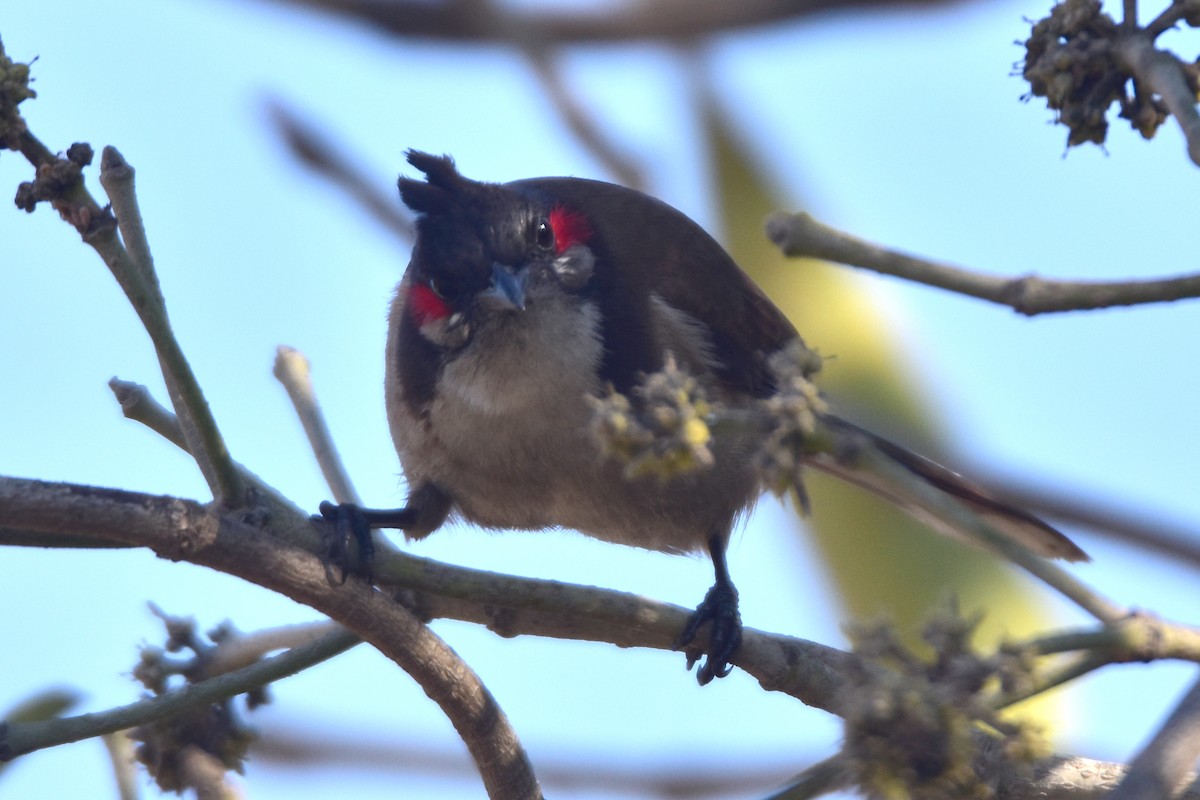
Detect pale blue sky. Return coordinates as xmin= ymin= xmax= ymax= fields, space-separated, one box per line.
xmin=2 ymin=1 xmax=1198 ymax=798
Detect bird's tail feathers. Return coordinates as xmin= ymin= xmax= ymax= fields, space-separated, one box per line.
xmin=808 ymin=416 xmax=1089 ymax=563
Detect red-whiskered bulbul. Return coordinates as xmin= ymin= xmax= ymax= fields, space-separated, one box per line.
xmin=322 ymin=151 xmax=1087 ymax=685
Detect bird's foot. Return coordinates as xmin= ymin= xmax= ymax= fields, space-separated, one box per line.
xmin=676 ymin=582 xmax=743 ymax=685
xmin=315 ymin=501 xmax=376 ymax=584
xmin=315 ymin=502 xmax=414 ymax=585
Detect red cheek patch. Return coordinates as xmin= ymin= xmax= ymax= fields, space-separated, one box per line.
xmin=408 ymin=282 xmax=452 ymax=326
xmin=549 ymin=205 xmax=592 ymax=254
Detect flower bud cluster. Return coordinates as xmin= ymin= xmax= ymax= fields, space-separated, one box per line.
xmin=755 ymin=340 xmax=827 ymax=504
xmin=589 ymin=355 xmax=715 ymax=478
xmin=841 ymin=601 xmax=1047 ymax=799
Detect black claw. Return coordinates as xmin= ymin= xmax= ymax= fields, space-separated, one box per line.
xmin=676 ymin=581 xmax=742 ymax=685
xmin=313 ymin=502 xmax=419 ymax=585
xmin=315 ymin=502 xmax=375 ymax=584
xmin=676 ymin=532 xmax=743 ymax=684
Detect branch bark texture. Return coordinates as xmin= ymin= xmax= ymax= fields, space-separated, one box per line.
xmin=0 ymin=477 xmax=541 ymax=799
xmin=767 ymin=212 xmax=1200 ymax=315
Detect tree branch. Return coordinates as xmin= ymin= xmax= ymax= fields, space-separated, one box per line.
xmin=1 ymin=626 xmax=359 ymax=760
xmin=766 ymin=212 xmax=1200 ymax=314
xmin=803 ymin=421 xmax=1125 ymax=624
xmin=94 ymin=146 xmax=246 ymax=505
xmin=7 ymin=473 xmax=1200 ymax=796
xmin=1114 ymin=32 xmax=1200 ymax=167
xmin=0 ymin=476 xmax=542 ymax=799
xmin=8 ymin=129 xmax=245 ymax=505
xmin=0 ymin=475 xmax=853 ymax=711
xmin=521 ymin=46 xmax=646 ymax=189
xmin=990 ymin=476 xmax=1200 ymax=572
xmin=247 ymin=0 xmax=983 ymax=46
xmin=265 ymin=100 xmax=414 ymax=242
xmin=1111 ymin=673 xmax=1200 ymax=800
xmin=273 ymin=346 xmax=361 ymax=505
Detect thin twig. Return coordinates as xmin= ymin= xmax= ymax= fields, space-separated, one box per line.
xmin=10 ymin=129 xmax=245 ymax=507
xmin=105 ymin=377 xmax=313 ymax=546
xmin=1 ymin=626 xmax=360 ymax=759
xmin=809 ymin=434 xmax=1126 ymax=623
xmin=268 ymin=336 xmax=357 ymax=512
xmin=248 ymin=0 xmax=978 ymax=45
xmin=265 ymin=100 xmax=413 ymax=242
xmin=201 ymin=620 xmax=346 ymax=677
xmin=995 ymin=651 xmax=1113 ymax=709
xmin=995 ymin=617 xmax=1200 ymax=708
xmin=95 ymin=146 xmax=245 ymax=506
xmin=272 ymin=347 xmax=360 ymax=505
xmin=100 ymin=731 xmax=139 ymax=800
xmin=109 ymin=377 xmax=188 ymax=450
xmin=522 ymin=46 xmax=646 ymax=189
xmin=990 ymin=476 xmax=1200 ymax=571
xmin=97 ymin=147 xmax=161 ymax=298
xmin=1030 ymin=616 xmax=1200 ymax=664
xmin=1110 ymin=673 xmax=1200 ymax=800
xmin=1114 ymin=33 xmax=1200 ymax=167
xmin=766 ymin=212 xmax=1200 ymax=315
xmin=177 ymin=745 xmax=242 ymax=800
xmin=1123 ymin=0 xmax=1138 ymax=29
xmin=762 ymin=754 xmax=854 ymax=799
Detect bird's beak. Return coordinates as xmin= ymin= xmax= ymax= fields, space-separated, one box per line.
xmin=480 ymin=263 xmax=528 ymax=312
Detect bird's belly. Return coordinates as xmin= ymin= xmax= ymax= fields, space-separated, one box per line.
xmin=405 ymin=393 xmax=758 ymax=554
xmin=388 ymin=297 xmax=759 ymax=554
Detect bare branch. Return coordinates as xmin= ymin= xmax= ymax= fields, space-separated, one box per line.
xmin=0 ymin=477 xmax=542 ymax=799
xmin=766 ymin=212 xmax=1200 ymax=315
xmin=1115 ymin=32 xmax=1200 ymax=167
xmin=176 ymin=746 xmax=241 ymax=800
xmin=762 ymin=754 xmax=854 ymax=799
xmin=265 ymin=100 xmax=413 ymax=242
xmin=273 ymin=347 xmax=361 ymax=505
xmin=996 ymin=618 xmax=1200 ymax=708
xmin=990 ymin=476 xmax=1200 ymax=572
xmin=1123 ymin=0 xmax=1138 ymax=29
xmin=8 ymin=132 xmax=245 ymax=505
xmin=248 ymin=0 xmax=983 ymax=46
xmin=522 ymin=47 xmax=646 ymax=189
xmin=94 ymin=146 xmax=244 ymax=504
xmin=100 ymin=730 xmax=139 ymax=800
xmin=1111 ymin=673 xmax=1200 ymax=800
xmin=7 ymin=474 xmax=1200 ymax=796
xmin=0 ymin=475 xmax=853 ymax=711
xmin=201 ymin=620 xmax=347 ymax=678
xmin=109 ymin=377 xmax=188 ymax=451
xmin=1 ymin=626 xmax=359 ymax=759
xmin=254 ymin=727 xmax=810 ymax=798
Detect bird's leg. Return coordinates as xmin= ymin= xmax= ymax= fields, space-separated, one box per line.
xmin=316 ymin=502 xmax=408 ymax=584
xmin=316 ymin=483 xmax=451 ymax=584
xmin=676 ymin=532 xmax=743 ymax=685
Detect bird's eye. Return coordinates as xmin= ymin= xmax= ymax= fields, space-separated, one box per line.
xmin=535 ymin=219 xmax=555 ymax=251
xmin=428 ymin=275 xmax=450 ymax=300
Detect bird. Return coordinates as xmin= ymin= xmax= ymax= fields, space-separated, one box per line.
xmin=321 ymin=150 xmax=1088 ymax=685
